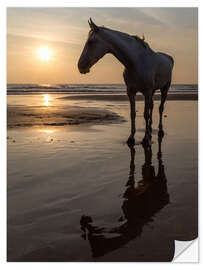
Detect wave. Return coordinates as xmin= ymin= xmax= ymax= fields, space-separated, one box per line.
xmin=7 ymin=83 xmax=198 ymax=95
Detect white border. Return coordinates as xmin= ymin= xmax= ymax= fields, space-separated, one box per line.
xmin=1 ymin=0 xmax=200 ymax=7
xmin=0 ymin=0 xmax=201 ymax=268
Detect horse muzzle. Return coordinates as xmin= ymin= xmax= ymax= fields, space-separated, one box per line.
xmin=79 ymin=68 xmax=90 ymax=74
xmin=78 ymin=59 xmax=91 ymax=74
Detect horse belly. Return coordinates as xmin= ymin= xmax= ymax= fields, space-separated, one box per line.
xmin=123 ymin=69 xmax=153 ymax=93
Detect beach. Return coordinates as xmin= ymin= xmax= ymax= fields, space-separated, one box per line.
xmin=7 ymin=91 xmax=198 ymax=262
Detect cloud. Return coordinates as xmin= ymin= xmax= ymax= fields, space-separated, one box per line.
xmin=140 ymin=8 xmax=198 ymax=29
xmin=7 ymin=8 xmax=166 ymax=42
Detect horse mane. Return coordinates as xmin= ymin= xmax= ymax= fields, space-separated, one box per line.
xmin=88 ymin=28 xmax=148 ymax=49
xmin=88 ymin=26 xmax=106 ymax=37
xmin=131 ymin=35 xmax=148 ymax=48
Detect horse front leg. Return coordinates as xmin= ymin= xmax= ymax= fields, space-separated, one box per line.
xmin=127 ymin=93 xmax=136 ymax=146
xmin=142 ymin=94 xmax=152 ymax=145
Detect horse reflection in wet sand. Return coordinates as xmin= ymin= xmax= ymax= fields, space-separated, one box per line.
xmin=78 ymin=18 xmax=174 ymax=145
xmin=80 ymin=134 xmax=170 ymax=259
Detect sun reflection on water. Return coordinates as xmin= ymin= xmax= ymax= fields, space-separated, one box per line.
xmin=38 ymin=128 xmax=56 ymax=134
xmin=43 ymin=94 xmax=52 ymax=106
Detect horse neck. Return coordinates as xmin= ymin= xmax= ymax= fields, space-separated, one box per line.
xmin=100 ymin=28 xmax=143 ymax=69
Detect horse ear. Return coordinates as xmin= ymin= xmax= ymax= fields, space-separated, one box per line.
xmin=88 ymin=18 xmax=99 ymax=32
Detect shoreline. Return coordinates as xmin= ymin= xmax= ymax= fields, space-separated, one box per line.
xmin=59 ymin=93 xmax=198 ymax=101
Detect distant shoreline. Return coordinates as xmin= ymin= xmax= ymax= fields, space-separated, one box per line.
xmin=59 ymin=93 xmax=198 ymax=101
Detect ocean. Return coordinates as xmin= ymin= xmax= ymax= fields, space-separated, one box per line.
xmin=7 ymin=84 xmax=198 ymax=95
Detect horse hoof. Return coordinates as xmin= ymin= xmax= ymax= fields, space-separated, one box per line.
xmin=126 ymin=137 xmax=135 ymax=146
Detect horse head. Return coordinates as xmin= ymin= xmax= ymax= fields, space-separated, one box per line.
xmin=78 ymin=18 xmax=109 ymax=74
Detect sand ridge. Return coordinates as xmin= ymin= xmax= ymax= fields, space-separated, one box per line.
xmin=7 ymin=105 xmax=125 ymax=128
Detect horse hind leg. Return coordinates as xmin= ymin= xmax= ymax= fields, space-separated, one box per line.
xmin=149 ymin=95 xmax=154 ymax=132
xmin=159 ymin=83 xmax=170 ymax=137
xmin=127 ymin=92 xmax=136 ymax=146
xmin=142 ymin=94 xmax=152 ymax=145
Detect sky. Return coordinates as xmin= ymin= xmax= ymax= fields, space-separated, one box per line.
xmin=7 ymin=7 xmax=198 ymax=84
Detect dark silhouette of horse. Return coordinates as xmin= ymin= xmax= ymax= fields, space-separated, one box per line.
xmin=78 ymin=19 xmax=174 ymax=145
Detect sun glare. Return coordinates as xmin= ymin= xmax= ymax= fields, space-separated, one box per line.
xmin=43 ymin=94 xmax=52 ymax=106
xmin=37 ymin=47 xmax=51 ymax=61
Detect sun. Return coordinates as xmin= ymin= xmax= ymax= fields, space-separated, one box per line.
xmin=37 ymin=47 xmax=51 ymax=61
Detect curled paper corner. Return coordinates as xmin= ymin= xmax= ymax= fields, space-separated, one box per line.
xmin=173 ymin=238 xmax=198 ymax=262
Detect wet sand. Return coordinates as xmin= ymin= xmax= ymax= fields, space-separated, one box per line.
xmin=7 ymin=94 xmax=198 ymax=262
xmin=7 ymin=106 xmax=124 ymax=128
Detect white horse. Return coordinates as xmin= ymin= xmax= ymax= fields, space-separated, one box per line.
xmin=78 ymin=18 xmax=174 ymax=145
